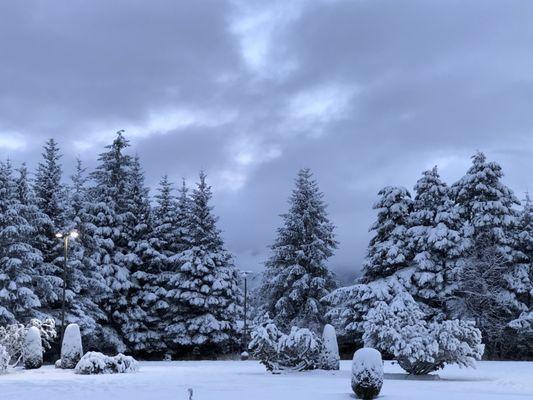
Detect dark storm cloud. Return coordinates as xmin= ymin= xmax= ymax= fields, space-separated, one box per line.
xmin=1 ymin=0 xmax=532 ymax=280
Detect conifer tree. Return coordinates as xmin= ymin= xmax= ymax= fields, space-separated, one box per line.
xmin=261 ymin=168 xmax=337 ymax=332
xmin=408 ymin=167 xmax=466 ymax=313
xmin=362 ymin=186 xmax=412 ymax=281
xmin=32 ymin=139 xmax=66 ymax=314
xmin=123 ymin=155 xmax=157 ymax=353
xmin=166 ymin=172 xmax=241 ymax=352
xmin=86 ymin=131 xmax=133 ymax=352
xmin=0 ymin=161 xmax=42 ymax=325
xmin=63 ymin=160 xmax=107 ymax=341
xmin=453 ymin=152 xmax=528 ymax=357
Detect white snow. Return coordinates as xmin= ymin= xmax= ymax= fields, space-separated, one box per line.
xmin=352 ymin=348 xmax=383 ymax=375
xmin=22 ymin=327 xmax=42 ymax=369
xmin=0 ymin=360 xmax=531 ymax=399
xmin=321 ymin=324 xmax=340 ymax=370
xmin=61 ymin=324 xmax=83 ymax=369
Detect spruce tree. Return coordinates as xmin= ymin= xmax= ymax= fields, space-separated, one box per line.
xmin=63 ymin=160 xmax=107 ymax=340
xmin=32 ymin=139 xmax=66 ymax=315
xmin=86 ymin=131 xmax=133 ymax=352
xmin=166 ymin=172 xmax=241 ymax=352
xmin=261 ymin=168 xmax=337 ymax=332
xmin=14 ymin=163 xmax=61 ymax=320
xmin=453 ymin=152 xmax=527 ymax=357
xmin=362 ymin=186 xmax=412 ymax=281
xmin=123 ymin=155 xmax=157 ymax=353
xmin=408 ymin=167 xmax=466 ymax=313
xmin=0 ymin=161 xmax=42 ymax=325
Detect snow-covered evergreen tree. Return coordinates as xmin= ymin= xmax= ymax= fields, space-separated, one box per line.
xmin=363 ymin=291 xmax=483 ymax=375
xmin=86 ymin=131 xmax=133 ymax=352
xmin=32 ymin=139 xmax=67 ymax=317
xmin=122 ymin=154 xmax=158 ymax=354
xmin=452 ymin=152 xmax=528 ymax=357
xmin=261 ymin=168 xmax=337 ymax=332
xmin=362 ymin=186 xmax=412 ymax=281
xmin=165 ymin=172 xmax=241 ymax=352
xmin=408 ymin=167 xmax=466 ymax=313
xmin=62 ymin=160 xmax=107 ymax=342
xmin=14 ymin=164 xmax=62 ymax=321
xmin=0 ymin=161 xmax=42 ymax=325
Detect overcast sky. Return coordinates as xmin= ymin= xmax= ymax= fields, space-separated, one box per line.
xmin=1 ymin=0 xmax=532 ymax=281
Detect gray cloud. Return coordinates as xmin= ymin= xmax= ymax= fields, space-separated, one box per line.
xmin=1 ymin=0 xmax=532 ymax=281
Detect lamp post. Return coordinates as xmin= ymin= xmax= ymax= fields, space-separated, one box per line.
xmin=55 ymin=230 xmax=79 ymax=341
xmin=241 ymin=270 xmax=253 ymax=355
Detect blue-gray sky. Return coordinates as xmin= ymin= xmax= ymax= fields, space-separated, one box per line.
xmin=1 ymin=0 xmax=532 ymax=280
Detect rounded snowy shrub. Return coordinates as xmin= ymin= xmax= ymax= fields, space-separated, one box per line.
xmin=351 ymin=348 xmax=383 ymax=400
xmin=113 ymin=354 xmax=139 ymax=373
xmin=75 ymin=352 xmax=139 ymax=375
xmin=321 ymin=324 xmax=340 ymax=370
xmin=363 ymin=292 xmax=484 ymax=375
xmin=0 ymin=345 xmax=10 ymax=374
xmin=61 ymin=324 xmax=83 ymax=369
xmin=22 ymin=327 xmax=43 ymax=369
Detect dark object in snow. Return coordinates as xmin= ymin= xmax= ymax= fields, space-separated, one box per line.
xmin=240 ymin=351 xmax=249 ymax=360
xmin=351 ymin=348 xmax=383 ymax=400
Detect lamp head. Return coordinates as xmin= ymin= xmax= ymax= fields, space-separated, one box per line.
xmin=70 ymin=230 xmax=79 ymax=239
xmin=55 ymin=233 xmax=63 ymax=239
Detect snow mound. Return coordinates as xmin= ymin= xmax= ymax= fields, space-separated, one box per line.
xmin=321 ymin=324 xmax=339 ymax=370
xmin=75 ymin=352 xmax=139 ymax=375
xmin=351 ymin=348 xmax=383 ymax=400
xmin=61 ymin=324 xmax=83 ymax=369
xmin=23 ymin=327 xmax=43 ymax=370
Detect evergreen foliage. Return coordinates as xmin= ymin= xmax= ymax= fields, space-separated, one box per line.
xmin=261 ymin=168 xmax=337 ymax=331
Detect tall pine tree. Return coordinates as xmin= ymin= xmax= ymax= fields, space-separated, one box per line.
xmin=261 ymin=168 xmax=337 ymax=332
xmin=362 ymin=186 xmax=412 ymax=281
xmin=0 ymin=161 xmax=42 ymax=325
xmin=86 ymin=131 xmax=134 ymax=352
xmin=408 ymin=167 xmax=466 ymax=314
xmin=166 ymin=172 xmax=241 ymax=353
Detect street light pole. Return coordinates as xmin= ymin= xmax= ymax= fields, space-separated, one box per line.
xmin=56 ymin=230 xmax=79 ymax=343
xmin=241 ymin=270 xmax=253 ymax=355
xmin=60 ymin=235 xmax=68 ymax=342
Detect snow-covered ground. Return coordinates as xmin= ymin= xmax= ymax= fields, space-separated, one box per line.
xmin=1 ymin=360 xmax=532 ymax=400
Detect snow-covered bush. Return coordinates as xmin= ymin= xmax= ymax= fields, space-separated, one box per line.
xmin=0 ymin=319 xmax=57 ymax=367
xmin=61 ymin=324 xmax=83 ymax=369
xmin=75 ymin=352 xmax=139 ymax=375
xmin=23 ymin=327 xmax=43 ymax=369
xmin=0 ymin=345 xmax=9 ymax=374
xmin=248 ymin=317 xmax=285 ymax=372
xmin=249 ymin=318 xmax=324 ymax=372
xmin=351 ymin=348 xmax=383 ymax=400
xmin=0 ymin=323 xmax=25 ymax=366
xmin=363 ymin=292 xmax=484 ymax=375
xmin=113 ymin=354 xmax=139 ymax=373
xmin=320 ymin=324 xmax=340 ymax=370
xmin=27 ymin=318 xmax=57 ymax=352
xmin=277 ymin=327 xmax=323 ymax=371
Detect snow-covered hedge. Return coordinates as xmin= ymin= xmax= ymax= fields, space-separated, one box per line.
xmin=0 ymin=319 xmax=57 ymax=367
xmin=61 ymin=324 xmax=83 ymax=369
xmin=249 ymin=317 xmax=324 ymax=372
xmin=363 ymin=292 xmax=484 ymax=375
xmin=0 ymin=345 xmax=9 ymax=374
xmin=74 ymin=352 xmax=139 ymax=375
xmin=23 ymin=327 xmax=43 ymax=369
xmin=321 ymin=324 xmax=340 ymax=370
xmin=0 ymin=323 xmax=25 ymax=367
xmin=351 ymin=348 xmax=383 ymax=400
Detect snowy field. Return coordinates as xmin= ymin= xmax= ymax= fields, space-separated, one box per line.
xmin=1 ymin=360 xmax=532 ymax=400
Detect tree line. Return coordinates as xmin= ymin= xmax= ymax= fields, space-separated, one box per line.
xmin=0 ymin=132 xmax=241 ymax=357
xmin=0 ymin=131 xmax=531 ymax=361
